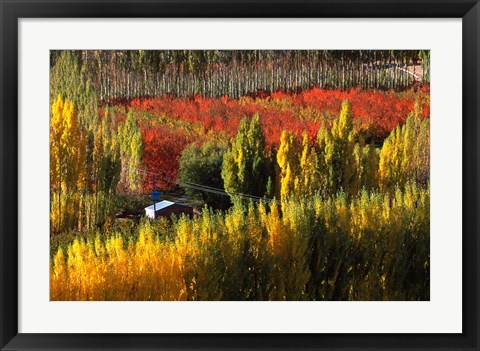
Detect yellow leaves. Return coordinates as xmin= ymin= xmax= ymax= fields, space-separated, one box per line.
xmin=257 ymin=201 xmax=268 ymax=226
xmin=381 ymin=193 xmax=391 ymax=224
xmin=299 ymin=133 xmax=321 ymax=198
xmin=277 ymin=130 xmax=302 ymax=206
xmin=277 ymin=130 xmax=299 ymax=175
xmin=50 ymin=96 xmax=88 ymax=233
xmin=276 ymin=130 xmax=290 ymax=171
xmin=300 ymin=132 xmax=309 ymax=170
xmin=322 ymin=101 xmax=358 ymax=196
xmin=52 ymin=248 xmax=66 ymax=280
xmin=378 ymin=139 xmax=392 ymax=192
xmin=94 ymin=236 xmax=105 ymax=257
xmin=332 ymin=100 xmax=353 ymax=141
xmin=50 ymin=181 xmax=429 ymax=301
xmin=51 ymin=96 xmax=64 ymax=138
xmin=379 ymin=112 xmax=430 ymax=194
xmin=349 ymin=192 xmax=367 ymax=238
xmin=63 ymin=99 xmax=76 ymax=132
xmin=280 ymin=164 xmax=293 ymax=208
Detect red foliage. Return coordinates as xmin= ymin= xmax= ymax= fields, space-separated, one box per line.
xmin=110 ymin=86 xmax=429 ymax=190
xmin=297 ymin=87 xmax=429 ymax=139
xmin=140 ymin=124 xmax=193 ymax=190
xmin=127 ymin=86 xmax=429 ymax=142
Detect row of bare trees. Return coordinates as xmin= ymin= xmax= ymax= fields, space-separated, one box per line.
xmin=51 ymin=50 xmax=430 ymax=100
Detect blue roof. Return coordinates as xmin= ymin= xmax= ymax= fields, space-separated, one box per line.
xmin=145 ymin=200 xmax=174 ymax=212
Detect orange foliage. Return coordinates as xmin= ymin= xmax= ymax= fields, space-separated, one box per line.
xmin=105 ymin=86 xmax=429 ymax=191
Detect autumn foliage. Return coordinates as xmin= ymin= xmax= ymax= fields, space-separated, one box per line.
xmin=107 ymin=86 xmax=429 ymax=191
xmin=50 ymin=50 xmax=430 ymax=301
xmin=51 ymin=183 xmax=429 ymax=301
xmin=51 ymin=96 xmax=430 ymax=301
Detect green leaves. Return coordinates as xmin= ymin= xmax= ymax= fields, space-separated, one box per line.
xmin=222 ymin=114 xmax=270 ymax=198
xmin=118 ymin=109 xmax=143 ymax=191
xmin=178 ymin=141 xmax=229 ymax=209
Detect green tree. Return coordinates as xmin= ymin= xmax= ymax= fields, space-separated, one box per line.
xmin=298 ymin=132 xmax=321 ymax=198
xmin=379 ymin=108 xmax=429 ymax=193
xmin=92 ymin=107 xmax=121 ymax=225
xmin=50 ymin=50 xmax=102 ymax=233
xmin=50 ymin=50 xmax=99 ymax=131
xmin=178 ymin=141 xmax=230 ymax=209
xmin=324 ymin=100 xmax=357 ymax=196
xmin=222 ymin=114 xmax=270 ymax=198
xmin=118 ymin=109 xmax=144 ymax=192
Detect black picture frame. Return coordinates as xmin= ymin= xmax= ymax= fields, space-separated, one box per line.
xmin=1 ymin=0 xmax=479 ymax=350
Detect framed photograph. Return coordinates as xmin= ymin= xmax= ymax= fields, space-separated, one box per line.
xmin=1 ymin=0 xmax=478 ymax=350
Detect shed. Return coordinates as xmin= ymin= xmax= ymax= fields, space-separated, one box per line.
xmin=145 ymin=200 xmax=195 ymax=220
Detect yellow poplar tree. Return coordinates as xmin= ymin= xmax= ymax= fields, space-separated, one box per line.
xmin=50 ymin=96 xmax=86 ymax=233
xmin=379 ymin=108 xmax=429 ymax=193
xmin=316 ymin=124 xmax=330 ymax=197
xmin=324 ymin=100 xmax=357 ymax=196
xmin=277 ymin=130 xmax=299 ymax=205
xmin=299 ymin=132 xmax=321 ymax=197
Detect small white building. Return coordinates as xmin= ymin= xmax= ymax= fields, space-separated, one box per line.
xmin=145 ymin=200 xmax=174 ymax=219
xmin=144 ymin=200 xmax=195 ymax=220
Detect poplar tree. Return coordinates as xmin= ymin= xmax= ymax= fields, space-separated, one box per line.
xmin=118 ymin=109 xmax=144 ymax=191
xmin=315 ymin=124 xmax=330 ymax=197
xmin=50 ymin=96 xmax=87 ymax=233
xmin=221 ymin=114 xmax=269 ymax=197
xmin=92 ymin=107 xmax=121 ymax=225
xmin=277 ymin=130 xmax=300 ymax=205
xmin=50 ymin=50 xmax=98 ymax=131
xmin=247 ymin=114 xmax=269 ymax=196
xmin=324 ymin=100 xmax=357 ymax=196
xmin=353 ymin=135 xmax=365 ymax=193
xmin=364 ymin=142 xmax=379 ymax=190
xmin=299 ymin=132 xmax=321 ymax=198
xmin=379 ymin=109 xmax=429 ymax=193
